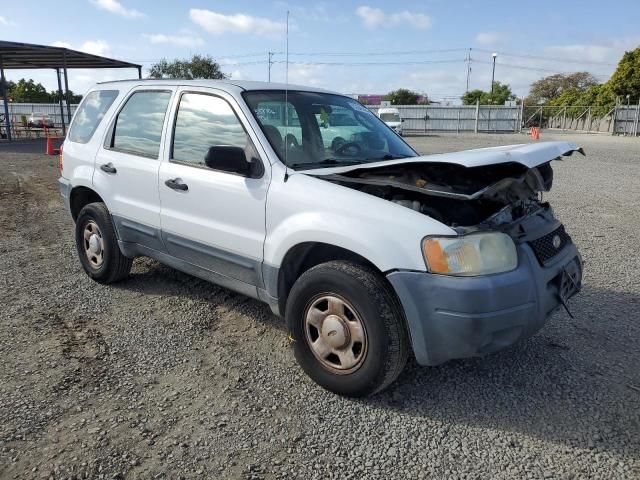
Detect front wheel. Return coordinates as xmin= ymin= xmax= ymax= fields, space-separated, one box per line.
xmin=286 ymin=261 xmax=409 ymax=397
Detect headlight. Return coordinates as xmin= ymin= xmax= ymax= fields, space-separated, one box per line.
xmin=422 ymin=232 xmax=517 ymax=276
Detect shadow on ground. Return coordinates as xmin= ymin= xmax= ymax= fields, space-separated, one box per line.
xmin=112 ymin=257 xmax=640 ymax=459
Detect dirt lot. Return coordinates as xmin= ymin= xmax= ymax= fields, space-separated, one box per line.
xmin=1 ymin=133 xmax=639 ymax=479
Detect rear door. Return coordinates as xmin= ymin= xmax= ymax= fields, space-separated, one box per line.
xmin=93 ymin=87 xmax=174 ymax=252
xmin=158 ymin=87 xmax=270 ymax=288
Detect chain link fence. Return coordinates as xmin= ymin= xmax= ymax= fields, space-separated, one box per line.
xmin=0 ymin=102 xmax=78 ymax=129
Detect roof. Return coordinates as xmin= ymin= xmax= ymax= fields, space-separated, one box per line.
xmin=94 ymin=78 xmax=336 ymax=94
xmin=0 ymin=40 xmax=140 ymax=70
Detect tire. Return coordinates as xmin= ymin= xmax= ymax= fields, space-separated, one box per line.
xmin=75 ymin=202 xmax=132 ymax=284
xmin=286 ymin=261 xmax=409 ymax=397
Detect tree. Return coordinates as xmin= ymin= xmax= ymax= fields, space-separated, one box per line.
xmin=49 ymin=89 xmax=83 ymax=104
xmin=385 ymin=89 xmax=420 ymax=105
xmin=608 ymin=47 xmax=640 ymax=104
xmin=8 ymin=79 xmax=51 ymax=103
xmin=527 ymin=72 xmax=598 ymax=105
xmin=0 ymin=79 xmax=15 ymax=96
xmin=461 ymin=89 xmax=485 ymax=105
xmin=461 ymin=82 xmax=515 ymax=105
xmin=148 ymin=54 xmax=226 ymax=80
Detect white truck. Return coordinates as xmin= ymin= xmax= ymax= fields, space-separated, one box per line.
xmin=378 ymin=106 xmax=403 ymax=135
xmin=59 ymin=80 xmax=583 ymax=396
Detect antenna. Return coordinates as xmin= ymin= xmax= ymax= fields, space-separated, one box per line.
xmin=284 ymin=10 xmax=290 ymax=182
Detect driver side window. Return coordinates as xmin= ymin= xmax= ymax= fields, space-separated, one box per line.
xmin=172 ymin=93 xmax=251 ymax=168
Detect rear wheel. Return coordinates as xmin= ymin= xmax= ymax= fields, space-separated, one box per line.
xmin=75 ymin=202 xmax=132 ymax=284
xmin=286 ymin=261 xmax=409 ymax=397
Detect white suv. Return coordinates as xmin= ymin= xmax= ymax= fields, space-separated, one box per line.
xmin=59 ymin=80 xmax=583 ymax=396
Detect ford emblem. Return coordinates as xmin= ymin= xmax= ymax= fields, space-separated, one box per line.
xmin=552 ymin=235 xmax=561 ymax=249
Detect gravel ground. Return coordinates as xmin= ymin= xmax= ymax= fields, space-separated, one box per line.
xmin=1 ymin=133 xmax=639 ymax=480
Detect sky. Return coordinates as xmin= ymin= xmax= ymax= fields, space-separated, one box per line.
xmin=1 ymin=0 xmax=639 ymax=103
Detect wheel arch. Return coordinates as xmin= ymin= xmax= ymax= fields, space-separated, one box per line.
xmin=274 ymin=241 xmax=385 ymax=317
xmin=69 ymin=186 xmax=105 ymax=221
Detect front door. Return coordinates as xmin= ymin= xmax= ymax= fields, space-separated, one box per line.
xmin=158 ymin=88 xmax=270 ymax=288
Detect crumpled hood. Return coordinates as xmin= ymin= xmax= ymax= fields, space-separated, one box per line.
xmin=300 ymin=141 xmax=584 ymax=176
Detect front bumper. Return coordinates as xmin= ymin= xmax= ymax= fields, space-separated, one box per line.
xmin=387 ymin=242 xmax=582 ymax=366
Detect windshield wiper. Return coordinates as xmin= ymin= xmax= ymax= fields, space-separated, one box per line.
xmin=371 ymin=154 xmax=411 ymax=161
xmin=289 ymin=159 xmax=367 ymax=169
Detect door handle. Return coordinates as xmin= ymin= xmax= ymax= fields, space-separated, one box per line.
xmin=165 ymin=178 xmax=188 ymax=191
xmin=100 ymin=162 xmax=117 ymax=174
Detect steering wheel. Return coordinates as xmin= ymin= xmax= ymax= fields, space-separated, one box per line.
xmin=285 ymin=133 xmax=299 ymax=149
xmin=334 ymin=141 xmax=362 ymax=157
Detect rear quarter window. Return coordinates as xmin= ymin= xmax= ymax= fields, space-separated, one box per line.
xmin=68 ymin=90 xmax=119 ymax=144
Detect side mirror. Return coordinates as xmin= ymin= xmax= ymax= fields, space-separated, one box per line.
xmin=204 ymin=146 xmax=263 ymax=178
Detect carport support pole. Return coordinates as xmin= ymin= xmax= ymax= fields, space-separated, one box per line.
xmin=0 ymin=55 xmax=11 ymax=141
xmin=63 ymin=52 xmax=71 ymax=124
xmin=137 ymin=66 xmax=142 ymax=79
xmin=56 ymin=68 xmax=66 ymax=136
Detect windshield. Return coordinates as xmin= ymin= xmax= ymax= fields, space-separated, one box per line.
xmin=243 ymin=91 xmax=416 ymax=170
xmin=380 ymin=112 xmax=401 ymax=123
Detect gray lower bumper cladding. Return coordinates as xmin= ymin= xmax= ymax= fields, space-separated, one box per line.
xmin=387 ymin=243 xmax=582 ymax=366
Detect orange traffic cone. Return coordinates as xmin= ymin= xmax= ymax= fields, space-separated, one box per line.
xmin=46 ymin=135 xmax=60 ymax=155
xmin=530 ymin=127 xmax=540 ymax=140
xmin=46 ymin=135 xmax=54 ymax=154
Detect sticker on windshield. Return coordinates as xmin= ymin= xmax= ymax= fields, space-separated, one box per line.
xmin=255 ymin=106 xmax=278 ymax=122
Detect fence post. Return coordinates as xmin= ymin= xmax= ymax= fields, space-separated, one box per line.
xmin=634 ymin=99 xmax=640 ymax=137
xmin=474 ymin=100 xmax=479 ymax=133
xmin=538 ymin=107 xmax=543 ymax=129
xmin=456 ymin=108 xmax=460 ymax=134
xmin=519 ymin=100 xmax=524 ymax=133
xmin=562 ymin=107 xmax=567 ymax=131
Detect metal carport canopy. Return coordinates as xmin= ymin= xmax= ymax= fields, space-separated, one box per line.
xmin=0 ymin=40 xmax=142 ymax=140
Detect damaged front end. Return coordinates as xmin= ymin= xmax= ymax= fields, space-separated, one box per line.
xmin=311 ymin=141 xmax=586 ymax=366
xmin=306 ymin=142 xmax=585 ymax=237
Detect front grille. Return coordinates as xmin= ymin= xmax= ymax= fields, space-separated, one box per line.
xmin=529 ymin=225 xmax=572 ymax=264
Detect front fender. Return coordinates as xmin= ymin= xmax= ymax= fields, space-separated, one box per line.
xmin=263 ymin=172 xmax=455 ymax=272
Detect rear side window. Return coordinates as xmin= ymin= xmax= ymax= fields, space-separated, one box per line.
xmin=68 ymin=90 xmax=118 ymax=144
xmin=110 ymin=90 xmax=172 ymax=158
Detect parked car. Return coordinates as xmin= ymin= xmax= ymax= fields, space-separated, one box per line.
xmin=378 ymin=106 xmax=403 ymax=135
xmin=27 ymin=112 xmax=52 ymax=128
xmin=59 ymin=80 xmax=583 ymax=397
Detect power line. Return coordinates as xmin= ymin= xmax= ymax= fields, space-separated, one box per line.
xmin=473 ymin=48 xmax=617 ymax=66
xmin=273 ymin=59 xmax=466 ymax=66
xmin=474 ymin=60 xmax=612 ymax=76
xmin=285 ymin=48 xmax=468 ymax=57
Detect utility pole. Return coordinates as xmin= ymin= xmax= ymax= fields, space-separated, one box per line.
xmin=465 ymin=48 xmax=472 ymax=93
xmin=268 ymin=51 xmax=274 ymax=82
xmin=490 ymin=52 xmax=497 ymax=95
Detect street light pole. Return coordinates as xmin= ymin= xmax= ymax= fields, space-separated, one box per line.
xmin=268 ymin=51 xmax=274 ymax=82
xmin=491 ymin=52 xmax=497 ymax=95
